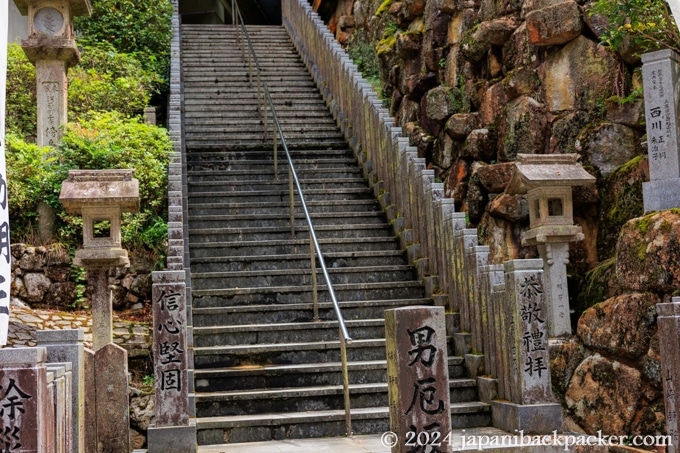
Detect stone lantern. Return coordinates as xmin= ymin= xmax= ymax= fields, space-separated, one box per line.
xmin=506 ymin=154 xmax=595 ymax=337
xmin=60 ymin=170 xmax=140 ymax=270
xmin=13 ymin=0 xmax=92 ymax=147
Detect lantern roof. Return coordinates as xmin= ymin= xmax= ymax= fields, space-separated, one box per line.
xmin=505 ymin=154 xmax=596 ymax=195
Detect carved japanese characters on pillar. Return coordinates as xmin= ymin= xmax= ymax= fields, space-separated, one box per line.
xmin=385 ymin=306 xmax=451 ymax=453
xmin=0 ymin=1 xmax=11 ymax=346
xmin=656 ymin=299 xmax=680 ymax=452
xmin=153 ymin=276 xmax=190 ymax=426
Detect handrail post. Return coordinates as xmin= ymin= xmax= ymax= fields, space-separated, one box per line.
xmin=274 ymin=131 xmax=279 ymax=180
xmin=311 ymin=231 xmax=319 ymax=321
xmin=261 ymin=75 xmax=267 ymax=143
xmin=339 ymin=328 xmax=352 ymax=437
xmin=289 ymin=167 xmax=296 ymax=239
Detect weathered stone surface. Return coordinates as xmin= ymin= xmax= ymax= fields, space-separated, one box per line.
xmin=576 ymin=122 xmax=641 ymax=176
xmin=435 ymin=133 xmax=459 ymax=169
xmin=476 ymin=15 xmax=519 ymax=46
xmin=502 ymin=23 xmax=534 ymax=71
xmin=43 ymin=265 xmax=70 ymax=282
xmin=45 ymin=282 xmax=77 ymax=308
xmin=642 ymin=332 xmax=662 ymax=388
xmin=605 ymin=97 xmax=645 ymax=129
xmin=548 ymin=110 xmax=591 ymax=154
xmin=488 ymin=193 xmax=528 ymax=222
xmin=466 ymin=173 xmax=486 ymax=223
xmin=460 ymin=28 xmax=490 ymax=62
xmin=476 ymin=162 xmax=515 ymax=193
xmin=538 ymin=36 xmax=617 ymax=112
xmin=445 ymin=112 xmax=480 ymax=139
xmin=617 ymin=210 xmax=680 ymax=293
xmin=24 ymin=273 xmax=52 ymax=303
xmin=478 ymin=212 xmax=524 ymax=263
xmin=130 ymin=393 xmax=155 ymax=432
xmin=478 ymin=0 xmax=522 ymax=22
xmin=404 ymin=71 xmax=438 ymax=100
xmin=565 ymin=354 xmax=641 ymax=435
xmin=461 ymin=128 xmax=497 ymax=161
xmin=94 ymin=343 xmax=130 ymax=453
xmin=479 ymin=81 xmax=507 ymax=126
xmin=19 ymin=247 xmax=46 ymax=271
xmin=549 ymin=339 xmax=585 ymax=399
xmin=503 ymin=67 xmax=540 ymax=100
xmin=577 ymin=292 xmax=658 ymax=359
xmin=403 ymin=0 xmax=426 ymax=18
xmin=497 ymin=95 xmax=547 ymax=161
xmin=424 ymin=86 xmax=455 ymax=123
xmin=525 ymin=0 xmax=582 ymax=46
xmin=396 ymin=32 xmax=422 ymax=57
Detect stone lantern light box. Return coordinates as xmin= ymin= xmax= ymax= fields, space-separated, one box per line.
xmin=506 ymin=154 xmax=595 ymax=245
xmin=59 ymin=170 xmax=140 ymax=269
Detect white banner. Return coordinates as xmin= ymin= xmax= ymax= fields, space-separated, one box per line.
xmin=669 ymin=0 xmax=680 ymax=35
xmin=0 ymin=0 xmax=11 ymax=346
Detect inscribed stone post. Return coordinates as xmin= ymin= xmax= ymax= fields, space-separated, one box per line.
xmin=46 ymin=364 xmax=68 ymax=453
xmin=385 ymin=306 xmax=451 ymax=453
xmin=147 ymin=270 xmax=197 ymax=453
xmin=83 ymin=348 xmax=96 ymax=453
xmin=641 ymin=50 xmax=680 ymax=212
xmin=0 ymin=1 xmax=11 ymax=346
xmin=536 ymin=242 xmax=572 ymax=336
xmin=94 ymin=343 xmax=129 ymax=453
xmin=36 ymin=329 xmax=85 ymax=453
xmin=0 ymin=347 xmax=49 ymax=452
xmin=491 ymin=260 xmax=562 ymax=433
xmin=656 ymin=298 xmax=680 ymax=452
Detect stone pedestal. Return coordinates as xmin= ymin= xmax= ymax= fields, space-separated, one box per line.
xmin=656 ymin=298 xmax=680 ymax=452
xmin=0 ymin=347 xmax=50 ymax=452
xmin=385 ymin=306 xmax=451 ymax=453
xmin=641 ymin=50 xmax=680 ymax=212
xmin=491 ymin=260 xmax=562 ymax=433
xmin=36 ymin=329 xmax=85 ymax=453
xmin=148 ymin=270 xmax=197 ymax=453
xmin=536 ymin=242 xmax=571 ymax=337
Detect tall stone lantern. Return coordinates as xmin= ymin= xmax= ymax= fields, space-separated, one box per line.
xmin=13 ymin=0 xmax=92 ymax=147
xmin=506 ymin=154 xmax=595 ymax=337
xmin=59 ymin=169 xmax=139 ymax=453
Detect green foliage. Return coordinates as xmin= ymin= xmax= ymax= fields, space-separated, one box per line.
xmin=347 ymin=30 xmax=380 ymax=80
xmin=74 ymin=0 xmax=173 ymax=90
xmin=590 ymin=0 xmax=680 ymax=55
xmin=5 ymin=44 xmax=37 ymax=138
xmin=5 ymin=134 xmax=53 ymax=238
xmin=68 ymin=42 xmax=158 ymax=118
xmin=6 ymin=113 xmax=172 ymax=262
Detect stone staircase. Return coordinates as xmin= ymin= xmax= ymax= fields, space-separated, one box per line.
xmin=181 ymin=24 xmax=491 ymax=445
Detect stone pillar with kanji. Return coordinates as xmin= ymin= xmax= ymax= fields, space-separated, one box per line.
xmin=13 ymin=0 xmax=92 ymax=147
xmin=385 ymin=306 xmax=451 ymax=453
xmin=656 ymin=297 xmax=680 ymax=452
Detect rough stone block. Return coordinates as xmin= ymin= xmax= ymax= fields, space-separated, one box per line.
xmin=491 ymin=401 xmax=563 ymax=434
xmin=526 ymin=0 xmax=582 ymax=46
xmin=147 ymin=421 xmax=197 ymax=453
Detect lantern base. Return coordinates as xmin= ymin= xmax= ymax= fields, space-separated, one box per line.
xmin=74 ymin=248 xmax=130 ymax=269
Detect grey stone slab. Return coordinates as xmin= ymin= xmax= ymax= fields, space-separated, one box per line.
xmin=491 ymin=401 xmax=562 ymax=434
xmin=642 ymin=50 xmax=680 ymax=183
xmin=94 ymin=343 xmax=130 ymax=453
xmin=36 ymin=328 xmax=85 ymax=453
xmin=537 ymin=243 xmax=572 ymax=337
xmin=643 ymin=178 xmax=680 ymax=212
xmin=147 ymin=421 xmax=197 ymax=453
xmin=385 ymin=306 xmax=451 ymax=453
xmin=83 ymin=348 xmax=96 ymax=453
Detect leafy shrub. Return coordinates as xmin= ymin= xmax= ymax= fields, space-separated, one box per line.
xmin=68 ymin=42 xmax=158 ymax=118
xmin=74 ymin=0 xmax=173 ymax=90
xmin=6 ymin=113 xmax=172 ymax=261
xmin=6 ymin=44 xmax=37 ymax=138
xmin=591 ymin=0 xmax=680 ymax=55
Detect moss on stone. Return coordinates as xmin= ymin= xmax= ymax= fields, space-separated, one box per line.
xmin=375 ymin=0 xmax=395 ymax=16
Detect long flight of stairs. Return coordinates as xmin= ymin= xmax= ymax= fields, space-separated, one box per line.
xmin=181 ymin=24 xmax=491 ymax=445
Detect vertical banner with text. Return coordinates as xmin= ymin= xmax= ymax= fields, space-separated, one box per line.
xmin=0 ymin=1 xmax=11 ymax=345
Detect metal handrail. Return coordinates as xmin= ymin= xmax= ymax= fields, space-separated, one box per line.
xmin=231 ymin=2 xmax=353 ymax=436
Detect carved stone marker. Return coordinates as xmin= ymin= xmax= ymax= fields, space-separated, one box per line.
xmin=147 ymin=270 xmax=197 ymax=453
xmin=0 ymin=3 xmax=11 ymax=347
xmin=0 ymin=347 xmax=49 ymax=452
xmin=656 ymin=297 xmax=680 ymax=452
xmin=94 ymin=343 xmax=130 ymax=453
xmin=491 ymin=260 xmax=562 ymax=433
xmin=641 ymin=50 xmax=680 ymax=212
xmin=385 ymin=306 xmax=451 ymax=453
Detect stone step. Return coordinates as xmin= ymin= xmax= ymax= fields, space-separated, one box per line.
xmin=195 ymin=404 xmax=492 ymax=444
xmin=189 ymin=224 xmax=392 ymax=243
xmin=192 ymin=319 xmax=387 ymax=347
xmin=183 ymin=141 xmax=350 ymax=151
xmin=187 ymin=179 xmax=370 ymax=193
xmin=194 ymin=338 xmax=387 ymax=368
xmin=187 ymin=158 xmax=358 ymax=171
xmin=193 ymin=358 xmax=467 ymax=392
xmin=191 ymin=265 xmax=416 ymax=290
xmin=186 ymin=149 xmax=354 ymax=159
xmin=189 ymin=236 xmax=400 ymax=259
xmin=191 ymin=280 xmax=425 ymax=308
xmin=191 ymin=298 xmax=433 ymax=327
xmin=187 ymin=211 xmax=387 ymax=229
xmin=187 ymin=167 xmax=362 ymax=182
xmin=195 ymin=379 xmax=479 ymax=417
xmin=188 ymin=199 xmax=380 ymax=216
xmin=188 ymin=250 xmax=407 ymax=273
